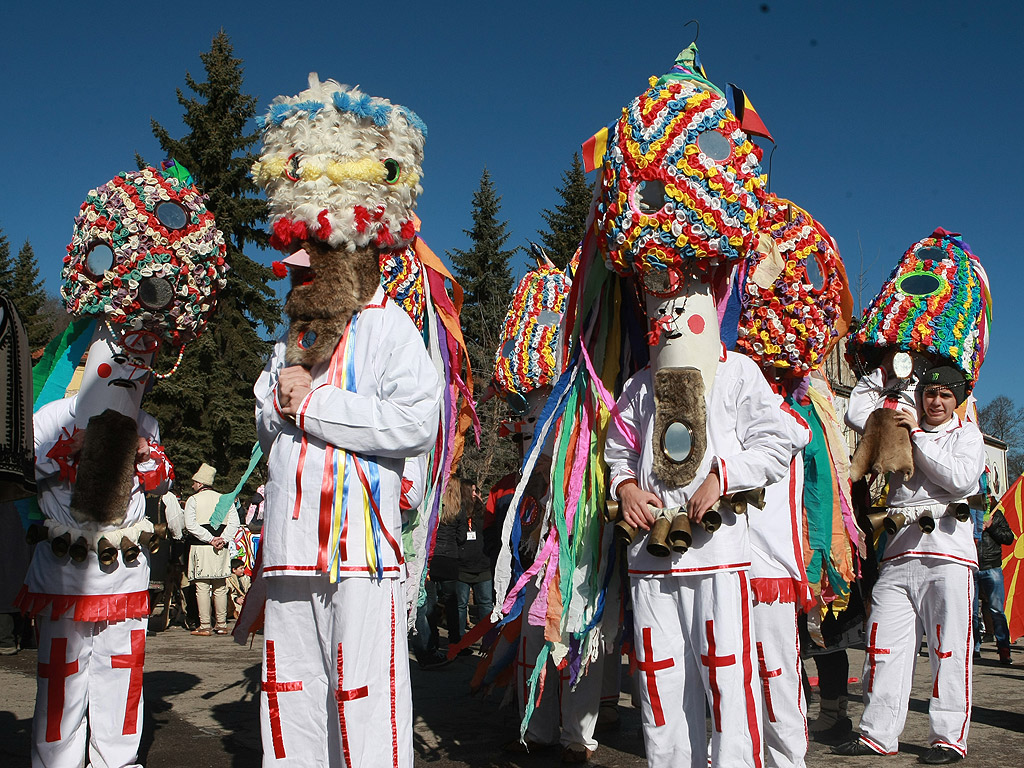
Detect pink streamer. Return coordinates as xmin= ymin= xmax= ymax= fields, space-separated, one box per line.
xmin=578 ymin=343 xmax=638 ymax=452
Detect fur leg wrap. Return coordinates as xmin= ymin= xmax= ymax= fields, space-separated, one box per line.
xmin=284 ymin=246 xmax=381 ymax=366
xmin=849 ymin=408 xmax=913 ymax=482
xmin=69 ymin=409 xmax=138 ymax=526
xmin=652 ymin=367 xmax=706 ymax=489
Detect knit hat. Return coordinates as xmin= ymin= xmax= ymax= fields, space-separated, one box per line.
xmin=919 ymin=365 xmax=967 ymax=405
xmin=192 ymin=463 xmax=216 ymax=487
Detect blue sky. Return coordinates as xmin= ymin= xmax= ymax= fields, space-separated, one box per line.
xmin=2 ymin=0 xmax=1022 ymax=409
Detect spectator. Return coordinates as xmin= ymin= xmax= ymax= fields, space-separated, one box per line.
xmin=975 ymin=497 xmax=1015 ymax=664
xmin=227 ymin=558 xmax=251 ymax=620
xmin=457 ymin=479 xmax=494 ymax=631
xmin=431 ymin=478 xmax=465 ymax=648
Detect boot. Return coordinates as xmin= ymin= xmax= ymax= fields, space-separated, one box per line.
xmin=998 ymin=647 xmax=1012 ymax=665
xmin=811 ymin=696 xmax=853 ymax=744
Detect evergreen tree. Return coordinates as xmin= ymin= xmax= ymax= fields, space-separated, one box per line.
xmin=447 ymin=169 xmax=519 ymax=489
xmin=11 ymin=240 xmax=54 ymax=349
xmin=537 ymin=152 xmax=592 ymax=269
xmin=0 ymin=229 xmax=13 ymax=294
xmin=140 ymin=30 xmax=279 ymax=490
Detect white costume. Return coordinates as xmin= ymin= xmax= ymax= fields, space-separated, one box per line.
xmin=254 ymin=288 xmax=440 ymax=768
xmin=845 ymin=368 xmax=984 ymax=757
xmin=19 ymin=395 xmax=170 ymax=768
xmin=748 ymin=404 xmax=812 ymax=768
xmin=605 ymin=349 xmax=793 ymax=768
xmin=185 ymin=488 xmax=240 ymax=630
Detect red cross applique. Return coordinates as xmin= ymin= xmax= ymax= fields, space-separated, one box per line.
xmin=756 ymin=641 xmax=783 ymax=723
xmin=38 ymin=637 xmax=80 ymax=742
xmin=262 ymin=640 xmax=303 ymax=759
xmin=637 ymin=626 xmax=675 ymax=727
xmin=336 ymin=642 xmax=369 ymax=766
xmin=932 ymin=624 xmax=953 ymax=699
xmin=110 ymin=629 xmax=146 ymax=736
xmin=700 ymin=620 xmax=736 ymax=733
xmin=865 ymin=623 xmax=891 ymax=693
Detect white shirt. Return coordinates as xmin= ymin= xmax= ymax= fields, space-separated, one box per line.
xmin=605 ymin=350 xmax=793 ymax=576
xmin=254 ymin=288 xmax=441 ymax=579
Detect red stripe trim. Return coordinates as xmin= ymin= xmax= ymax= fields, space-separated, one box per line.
xmin=858 ymin=734 xmax=896 ymax=755
xmin=262 ymin=564 xmax=403 ymax=574
xmin=262 ymin=639 xmax=302 ymax=759
xmin=880 ymin=551 xmax=977 ymax=566
xmin=739 ymin=573 xmax=762 ymax=768
xmin=291 ymin=438 xmax=309 ymax=520
xmin=628 ymin=561 xmax=750 ymax=576
xmin=15 ymin=587 xmax=150 ymax=622
xmin=957 ymin=576 xmax=973 ymax=744
xmin=389 ymin=589 xmax=399 ymax=767
xmin=719 ymin=458 xmax=730 ymax=495
xmin=934 ymin=741 xmax=967 ymax=757
xmin=273 ymin=386 xmax=286 ymax=419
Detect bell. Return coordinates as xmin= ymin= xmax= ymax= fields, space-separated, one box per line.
xmin=26 ymin=524 xmax=49 ymax=545
xmin=669 ymin=513 xmax=692 ymax=553
xmin=139 ymin=530 xmax=162 ymax=554
xmin=121 ymin=536 xmax=141 ymax=565
xmin=700 ymin=508 xmax=722 ymax=534
xmin=605 ymin=500 xmax=620 ymax=524
xmin=614 ymin=519 xmax=638 ymax=546
xmin=97 ymin=537 xmax=118 ymax=566
xmin=864 ymin=511 xmax=889 ymax=536
xmin=918 ymin=516 xmax=936 ymax=534
xmin=69 ymin=537 xmax=90 ymax=563
xmin=951 ymin=503 xmax=971 ymax=522
xmin=51 ymin=532 xmax=72 ymax=558
xmin=646 ymin=517 xmax=672 ymax=557
xmin=883 ymin=512 xmax=907 ymax=536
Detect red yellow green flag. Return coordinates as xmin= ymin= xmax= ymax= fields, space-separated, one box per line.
xmin=999 ymin=474 xmax=1024 ymax=642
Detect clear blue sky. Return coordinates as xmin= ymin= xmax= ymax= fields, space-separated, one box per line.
xmin=2 ymin=0 xmax=1022 ymax=409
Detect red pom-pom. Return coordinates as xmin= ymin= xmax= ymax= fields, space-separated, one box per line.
xmin=271 ymin=261 xmax=288 ymax=278
xmin=400 ymin=220 xmax=415 ymax=241
xmin=376 ymin=228 xmax=395 ymax=248
xmin=273 ymin=218 xmax=293 ymax=248
xmin=353 ymin=205 xmax=369 ymax=234
xmin=290 ymin=220 xmax=308 ymax=240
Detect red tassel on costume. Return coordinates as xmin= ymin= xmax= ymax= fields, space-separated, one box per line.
xmin=646 ymin=315 xmax=675 ymax=346
xmin=400 ymin=220 xmax=415 ymax=240
xmin=271 ymin=261 xmax=288 ymax=278
xmin=353 ymin=205 xmax=370 ymax=233
xmin=376 ymin=228 xmax=395 ymax=248
xmin=272 ymin=218 xmax=293 ymax=250
xmin=317 ymin=210 xmax=332 ymax=240
xmin=290 ymin=220 xmax=308 ymax=241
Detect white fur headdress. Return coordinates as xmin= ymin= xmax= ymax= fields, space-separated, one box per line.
xmin=252 ymin=73 xmax=426 ymax=253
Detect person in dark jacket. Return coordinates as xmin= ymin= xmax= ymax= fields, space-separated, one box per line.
xmin=974 ymin=498 xmax=1015 ymax=664
xmin=457 ymin=480 xmax=494 ymax=631
xmin=431 ymin=478 xmax=466 ymax=646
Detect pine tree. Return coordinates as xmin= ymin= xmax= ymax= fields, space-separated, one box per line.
xmin=0 ymin=229 xmax=12 ymax=294
xmin=11 ymin=240 xmax=54 ymax=349
xmin=139 ymin=30 xmax=280 ymax=490
xmin=537 ymin=152 xmax=593 ymax=270
xmin=447 ymin=169 xmax=520 ymax=490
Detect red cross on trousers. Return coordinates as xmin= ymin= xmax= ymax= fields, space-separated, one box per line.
xmin=336 ymin=642 xmax=369 ymax=766
xmin=38 ymin=637 xmax=80 ymax=742
xmin=932 ymin=624 xmax=953 ymax=698
xmin=110 ymin=629 xmax=146 ymax=736
xmin=756 ymin=641 xmax=783 ymax=723
xmin=865 ymin=622 xmax=890 ymax=693
xmin=262 ymin=640 xmax=303 ymax=759
xmin=700 ymin=620 xmax=736 ymax=732
xmin=637 ymin=626 xmax=675 ymax=727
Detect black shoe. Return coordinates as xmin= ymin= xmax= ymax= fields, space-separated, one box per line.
xmin=813 ymin=717 xmax=854 ymax=745
xmin=832 ymin=738 xmax=881 ymax=756
xmin=919 ymin=746 xmax=963 ymax=764
xmin=417 ymin=651 xmax=453 ymax=670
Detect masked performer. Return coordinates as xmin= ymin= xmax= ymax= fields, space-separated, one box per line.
xmin=732 ymin=195 xmax=857 ymax=767
xmin=834 ymin=229 xmax=990 ymax=765
xmin=18 ymin=162 xmax=227 ymax=767
xmin=251 ymin=75 xmax=442 ymax=768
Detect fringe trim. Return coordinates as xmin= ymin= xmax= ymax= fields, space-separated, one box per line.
xmin=751 ymin=576 xmax=811 ymax=607
xmin=14 ymin=585 xmax=149 ymax=622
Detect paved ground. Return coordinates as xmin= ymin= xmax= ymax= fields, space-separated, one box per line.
xmin=1 ymin=628 xmax=1021 ymax=767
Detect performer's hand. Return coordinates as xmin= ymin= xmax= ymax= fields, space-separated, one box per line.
xmin=279 ymin=366 xmax=313 ymax=416
xmin=892 ymin=409 xmax=919 ymax=432
xmin=135 ymin=437 xmax=151 ymax=463
xmin=211 ymin=536 xmax=227 ymax=551
xmin=687 ymin=472 xmax=721 ymax=523
xmin=618 ymin=481 xmax=661 ymax=531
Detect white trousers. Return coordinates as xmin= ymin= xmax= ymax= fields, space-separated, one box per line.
xmin=857 ymin=558 xmax=973 ymax=756
xmin=33 ymin=616 xmax=147 ymax=768
xmin=195 ymin=578 xmax=228 ymax=628
xmin=516 ymin=619 xmax=602 ymax=751
xmin=261 ymin=576 xmax=412 ymax=768
xmin=752 ymin=600 xmax=806 ymax=768
xmin=631 ymin=571 xmax=763 ymax=768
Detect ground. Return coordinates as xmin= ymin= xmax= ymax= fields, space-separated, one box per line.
xmin=1 ymin=629 xmax=1021 ymax=767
